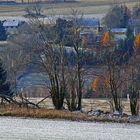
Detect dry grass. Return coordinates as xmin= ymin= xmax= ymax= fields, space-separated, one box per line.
xmin=0 ymin=104 xmax=139 ymax=124
xmin=82 ymin=99 xmax=133 ymax=114
xmin=0 ymin=105 xmax=138 ymax=124
xmin=28 ymin=98 xmax=137 ymax=115
xmin=0 ymin=105 xmax=88 ymax=121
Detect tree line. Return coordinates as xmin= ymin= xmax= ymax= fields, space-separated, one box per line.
xmin=1 ymin=4 xmax=140 ymax=116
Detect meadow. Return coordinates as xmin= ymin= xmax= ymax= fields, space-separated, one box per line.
xmin=28 ymin=98 xmax=136 ymax=115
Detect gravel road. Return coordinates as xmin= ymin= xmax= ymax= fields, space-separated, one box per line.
xmin=0 ymin=117 xmax=140 ymax=140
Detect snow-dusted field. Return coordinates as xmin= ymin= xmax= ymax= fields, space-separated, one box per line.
xmin=0 ymin=117 xmax=140 ymax=140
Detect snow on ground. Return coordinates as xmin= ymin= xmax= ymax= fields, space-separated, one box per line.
xmin=0 ymin=117 xmax=140 ymax=140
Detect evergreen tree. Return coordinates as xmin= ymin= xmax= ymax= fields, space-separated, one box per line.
xmin=104 ymin=5 xmax=130 ymax=28
xmin=0 ymin=60 xmax=13 ymax=102
xmin=0 ymin=21 xmax=7 ymax=41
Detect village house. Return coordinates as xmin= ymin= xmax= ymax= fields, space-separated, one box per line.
xmin=110 ymin=28 xmax=128 ymax=41
xmin=2 ymin=20 xmax=25 ymax=34
xmin=79 ymin=18 xmax=103 ymax=47
xmin=78 ymin=18 xmax=100 ymax=34
xmin=79 ymin=18 xmax=103 ymax=49
xmin=2 ymin=0 xmax=75 ymax=3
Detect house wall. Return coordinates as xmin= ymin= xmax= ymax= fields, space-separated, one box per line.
xmin=82 ymin=27 xmax=99 ymax=34
xmin=111 ymin=31 xmax=127 ymax=41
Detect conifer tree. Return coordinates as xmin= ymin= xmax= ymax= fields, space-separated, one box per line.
xmin=0 ymin=21 xmax=7 ymax=41
xmin=0 ymin=60 xmax=13 ymax=103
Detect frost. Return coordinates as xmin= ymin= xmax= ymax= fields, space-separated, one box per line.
xmin=0 ymin=117 xmax=140 ymax=140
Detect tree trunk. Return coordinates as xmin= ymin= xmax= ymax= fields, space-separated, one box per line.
xmin=77 ymin=59 xmax=82 ymax=110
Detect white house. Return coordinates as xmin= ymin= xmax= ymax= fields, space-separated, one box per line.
xmin=110 ymin=28 xmax=128 ymax=41
xmin=3 ymin=20 xmax=25 ymax=34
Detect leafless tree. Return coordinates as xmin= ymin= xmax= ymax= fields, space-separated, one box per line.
xmin=9 ymin=7 xmax=86 ymax=111
xmin=99 ymin=45 xmax=126 ymax=112
xmin=25 ymin=17 xmax=68 ymax=109
xmin=25 ymin=3 xmax=44 ymax=18
xmin=64 ymin=9 xmax=86 ymax=111
xmin=127 ymin=52 xmax=140 ymax=116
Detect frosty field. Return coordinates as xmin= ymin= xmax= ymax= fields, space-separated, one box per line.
xmin=0 ymin=0 xmax=138 ymax=16
xmin=0 ymin=117 xmax=140 ymax=140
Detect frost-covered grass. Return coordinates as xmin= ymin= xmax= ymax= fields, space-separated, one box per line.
xmin=0 ymin=117 xmax=140 ymax=140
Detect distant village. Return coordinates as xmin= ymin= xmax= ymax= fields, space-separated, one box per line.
xmin=0 ymin=0 xmax=74 ymax=4
xmin=0 ymin=14 xmax=136 ymax=48
xmin=0 ymin=1 xmax=140 ymax=118
xmin=0 ymin=11 xmax=133 ymax=97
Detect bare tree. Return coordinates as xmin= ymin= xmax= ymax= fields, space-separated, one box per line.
xmin=37 ymin=9 xmax=86 ymax=111
xmin=100 ymin=45 xmax=126 ymax=112
xmin=0 ymin=36 xmax=32 ymax=92
xmin=128 ymin=53 xmax=140 ymax=116
xmin=25 ymin=3 xmax=44 ymax=18
xmin=9 ymin=7 xmax=86 ymax=111
xmin=132 ymin=3 xmax=140 ymax=19
xmin=25 ymin=17 xmax=68 ymax=109
xmin=0 ymin=44 xmax=40 ymax=108
xmin=64 ymin=9 xmax=85 ymax=111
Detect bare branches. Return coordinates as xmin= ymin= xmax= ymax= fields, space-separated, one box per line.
xmin=25 ymin=3 xmax=44 ymax=18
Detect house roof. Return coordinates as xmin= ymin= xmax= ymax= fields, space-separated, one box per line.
xmin=78 ymin=18 xmax=100 ymax=28
xmin=110 ymin=28 xmax=127 ymax=33
xmin=80 ymin=31 xmax=95 ymax=35
xmin=3 ymin=20 xmax=20 ymax=27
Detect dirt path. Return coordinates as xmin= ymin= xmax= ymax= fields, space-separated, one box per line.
xmin=0 ymin=117 xmax=140 ymax=140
